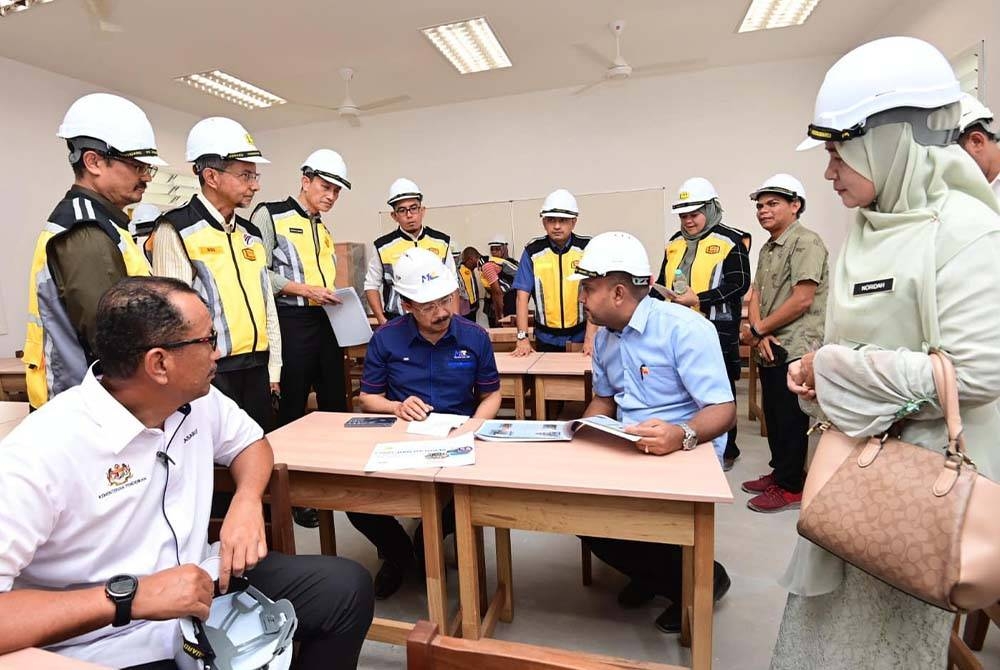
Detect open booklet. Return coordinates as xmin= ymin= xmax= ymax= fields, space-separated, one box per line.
xmin=474 ymin=415 xmax=641 ymax=443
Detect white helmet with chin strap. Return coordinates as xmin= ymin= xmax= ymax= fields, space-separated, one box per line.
xmin=58 ymin=93 xmax=167 ymax=167
xmin=671 ymin=177 xmax=719 ymax=214
xmin=567 ymin=231 xmax=650 ymax=284
xmin=958 ymin=93 xmax=996 ymax=136
xmin=798 ymin=36 xmax=962 ymax=151
xmin=301 ymin=149 xmax=351 ymax=190
xmin=540 ymin=189 xmax=579 ymax=219
xmin=749 ymin=174 xmax=807 ymax=215
xmin=176 ymin=557 xmax=297 ymax=670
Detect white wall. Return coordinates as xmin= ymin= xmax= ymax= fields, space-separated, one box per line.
xmin=0 ymin=55 xmax=198 ymax=355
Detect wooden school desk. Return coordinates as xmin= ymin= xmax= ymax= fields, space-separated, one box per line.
xmin=437 ymin=428 xmax=733 ymax=670
xmin=0 ymin=358 xmax=26 ymax=401
xmin=494 ymin=352 xmax=543 ymax=420
xmin=526 ymin=352 xmax=592 ymax=420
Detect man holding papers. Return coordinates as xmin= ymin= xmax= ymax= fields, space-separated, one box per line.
xmin=569 ymin=231 xmax=735 ymax=634
xmin=351 ymin=246 xmax=501 ymax=599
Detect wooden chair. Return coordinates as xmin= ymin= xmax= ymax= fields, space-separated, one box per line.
xmin=406 ymin=620 xmax=684 ymax=670
xmin=209 ymin=463 xmax=296 ymax=555
xmin=948 ymin=603 xmax=1000 ymax=670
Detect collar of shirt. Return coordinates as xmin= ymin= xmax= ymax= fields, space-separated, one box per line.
xmin=398 ymin=226 xmax=425 ymax=242
xmin=67 ymin=185 xmax=131 ymax=229
xmin=196 ymin=192 xmax=235 ymax=232
xmin=991 ymin=174 xmax=1000 ymax=198
xmin=290 ymin=196 xmax=322 ymax=224
xmin=765 ymin=220 xmax=801 ymax=247
xmin=403 ymin=313 xmax=459 ymax=346
xmin=624 ymin=296 xmax=655 ymax=335
xmin=77 ymin=367 xmax=157 ymax=455
xmin=547 ymin=235 xmax=574 ymax=253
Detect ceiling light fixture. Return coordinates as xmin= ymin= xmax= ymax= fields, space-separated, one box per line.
xmin=422 ymin=17 xmax=512 ymax=74
xmin=174 ymin=70 xmax=287 ymax=110
xmin=0 ymin=0 xmax=56 ymax=17
xmin=737 ymin=0 xmax=821 ymax=33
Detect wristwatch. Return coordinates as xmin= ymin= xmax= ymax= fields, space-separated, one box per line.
xmin=105 ymin=574 xmax=139 ymax=627
xmin=516 ymin=330 xmax=529 ymax=341
xmin=678 ymin=423 xmax=698 ymax=451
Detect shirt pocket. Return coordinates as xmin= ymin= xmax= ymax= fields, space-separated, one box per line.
xmin=638 ymin=364 xmax=682 ymax=405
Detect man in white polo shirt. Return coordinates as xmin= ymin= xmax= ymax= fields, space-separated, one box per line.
xmin=0 ymin=277 xmax=373 ymax=669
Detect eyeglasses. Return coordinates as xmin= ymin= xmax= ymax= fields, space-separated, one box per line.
xmin=212 ymin=168 xmax=261 ymax=184
xmin=148 ymin=329 xmax=219 ymax=351
xmin=106 ymin=154 xmax=158 ymax=179
xmin=407 ymin=295 xmax=454 ymax=315
xmin=394 ymin=204 xmax=422 ymax=216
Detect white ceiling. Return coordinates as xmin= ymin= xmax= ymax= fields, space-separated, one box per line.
xmin=0 ymin=0 xmax=908 ymax=131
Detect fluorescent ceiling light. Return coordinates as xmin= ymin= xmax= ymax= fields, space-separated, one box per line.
xmin=738 ymin=0 xmax=821 ymax=33
xmin=175 ymin=70 xmax=286 ymax=110
xmin=422 ymin=17 xmax=512 ymax=74
xmin=0 ymin=0 xmax=55 ymax=17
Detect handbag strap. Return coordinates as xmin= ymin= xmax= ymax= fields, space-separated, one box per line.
xmin=928 ymin=351 xmax=967 ymax=458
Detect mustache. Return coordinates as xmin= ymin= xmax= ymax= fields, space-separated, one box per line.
xmin=431 ymin=315 xmax=450 ymax=326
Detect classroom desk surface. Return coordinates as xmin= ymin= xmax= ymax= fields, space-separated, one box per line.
xmin=494 ymin=353 xmax=543 ymax=420
xmin=493 ymin=351 xmax=544 ymax=374
xmin=0 ymin=402 xmax=29 ymax=424
xmin=0 ymin=359 xmax=24 ymax=374
xmin=0 ymin=648 xmax=110 ymax=669
xmin=525 ymin=351 xmax=592 ymax=375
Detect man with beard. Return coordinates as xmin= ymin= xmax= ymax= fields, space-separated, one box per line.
xmin=23 ymin=93 xmax=164 ymax=409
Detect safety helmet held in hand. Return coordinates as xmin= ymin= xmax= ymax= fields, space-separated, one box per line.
xmin=301 ymin=149 xmax=351 ymax=190
xmin=749 ymin=173 xmax=807 ymax=214
xmin=958 ymin=93 xmax=996 ymax=135
xmin=568 ymin=231 xmax=650 ymax=284
xmin=671 ymin=177 xmax=719 ymax=214
xmin=186 ymin=118 xmax=270 ymax=164
xmin=176 ymin=557 xmax=296 ymax=670
xmin=392 ymin=246 xmax=457 ymax=303
xmin=798 ymin=36 xmax=961 ymax=151
xmin=539 ymin=189 xmax=579 ymax=219
xmin=388 ymin=177 xmax=423 ymax=206
xmin=58 ymin=93 xmax=167 ymax=166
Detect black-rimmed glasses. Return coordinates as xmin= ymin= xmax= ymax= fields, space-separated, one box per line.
xmin=148 ymin=329 xmax=219 ymax=351
xmin=106 ymin=153 xmax=158 ymax=179
xmin=394 ymin=204 xmax=422 ymax=216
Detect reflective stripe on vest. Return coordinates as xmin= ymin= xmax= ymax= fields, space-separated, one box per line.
xmin=459 ymin=265 xmax=480 ymax=303
xmin=267 ymin=203 xmax=337 ymax=307
xmin=661 ymin=232 xmax=737 ymax=319
xmin=24 ymin=197 xmax=151 ymax=408
xmin=374 ymin=228 xmax=450 ymax=316
xmin=526 ymin=236 xmax=588 ymax=331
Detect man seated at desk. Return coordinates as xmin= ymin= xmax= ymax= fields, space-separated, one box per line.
xmin=0 ymin=277 xmax=374 ymax=669
xmin=350 ymin=247 xmax=501 ymax=599
xmin=569 ymin=232 xmax=735 ymax=634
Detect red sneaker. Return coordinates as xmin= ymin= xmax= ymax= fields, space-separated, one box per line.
xmin=740 ymin=472 xmax=775 ymax=494
xmin=747 ymin=485 xmax=802 ymax=513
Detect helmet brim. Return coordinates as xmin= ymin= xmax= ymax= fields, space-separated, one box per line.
xmin=539 ymin=211 xmax=577 ymax=219
xmin=796 ymin=137 xmax=824 ymax=151
xmin=671 ymin=202 xmax=707 ymax=214
xmin=137 ymin=155 xmax=168 ymax=167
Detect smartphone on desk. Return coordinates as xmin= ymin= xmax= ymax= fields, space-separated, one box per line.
xmin=344 ymin=416 xmax=397 ymax=428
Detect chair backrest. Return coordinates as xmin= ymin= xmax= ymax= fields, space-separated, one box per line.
xmin=209 ymin=463 xmax=296 ymax=555
xmin=406 ymin=621 xmax=684 ymax=670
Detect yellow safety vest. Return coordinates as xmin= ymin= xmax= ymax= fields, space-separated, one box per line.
xmin=159 ymin=199 xmax=269 ymax=361
xmin=523 ymin=234 xmax=590 ymax=333
xmin=659 ymin=227 xmax=741 ymax=317
xmin=374 ymin=226 xmax=451 ymax=315
xmin=458 ymin=264 xmax=480 ymax=304
xmin=24 ymin=191 xmax=150 ymax=408
xmin=254 ymin=198 xmax=337 ymax=307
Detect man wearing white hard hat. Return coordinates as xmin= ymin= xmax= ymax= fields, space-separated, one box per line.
xmin=0 ymin=277 xmax=374 ymax=669
xmin=659 ymin=177 xmax=751 ymax=470
xmin=484 ymin=233 xmax=520 ymax=326
xmin=363 ymin=178 xmax=456 ymax=324
xmin=739 ymin=174 xmax=828 ymax=514
xmin=23 ymin=93 xmax=163 ymax=409
xmin=511 ymin=188 xmax=597 ymax=356
xmin=351 ymin=247 xmax=501 ymax=599
xmin=570 ymin=232 xmax=734 ymax=633
xmin=151 ymin=117 xmax=281 ymax=434
xmin=128 ymin=202 xmax=161 ymax=247
xmin=956 ymin=93 xmax=1000 ymax=199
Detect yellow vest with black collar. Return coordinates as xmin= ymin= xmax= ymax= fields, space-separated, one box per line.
xmin=254 ymin=198 xmax=337 ymax=307
xmin=524 ymin=234 xmax=590 ymax=333
xmin=373 ymin=226 xmax=451 ymax=315
xmin=660 ymin=228 xmax=740 ymax=316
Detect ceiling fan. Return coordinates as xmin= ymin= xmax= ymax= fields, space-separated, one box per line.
xmin=298 ymin=68 xmax=410 ymax=127
xmin=83 ymin=0 xmax=122 ymax=32
xmin=572 ymin=20 xmax=706 ymax=96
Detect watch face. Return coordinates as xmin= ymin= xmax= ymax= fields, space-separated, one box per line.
xmin=107 ymin=574 xmax=138 ymax=598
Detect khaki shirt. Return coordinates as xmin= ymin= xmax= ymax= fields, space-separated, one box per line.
xmin=752 ymin=221 xmax=828 ymax=363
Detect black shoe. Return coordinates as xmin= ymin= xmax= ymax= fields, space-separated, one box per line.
xmin=617 ymin=581 xmax=655 ymax=609
xmin=722 ymin=457 xmax=737 ymax=472
xmin=292 ymin=507 xmax=320 ymax=529
xmin=373 ymin=560 xmax=409 ymax=600
xmin=654 ymin=567 xmax=732 ymax=634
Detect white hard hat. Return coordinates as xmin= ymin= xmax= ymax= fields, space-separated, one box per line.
xmin=186 ymin=117 xmax=270 ymax=163
xmin=57 ymin=93 xmax=167 ymax=166
xmin=130 ymin=203 xmax=162 ymax=225
xmin=388 ymin=177 xmax=423 ymax=206
xmin=958 ymin=93 xmax=995 ymax=134
xmin=568 ymin=231 xmax=650 ymax=283
xmin=488 ymin=233 xmax=510 ymax=247
xmin=798 ymin=36 xmax=961 ymax=151
xmin=540 ymin=189 xmax=579 ymax=219
xmin=392 ymin=247 xmax=458 ymax=303
xmin=749 ymin=174 xmax=807 ymax=208
xmin=301 ymin=149 xmax=351 ymax=190
xmin=176 ymin=557 xmax=296 ymax=670
xmin=671 ymin=177 xmax=719 ymax=214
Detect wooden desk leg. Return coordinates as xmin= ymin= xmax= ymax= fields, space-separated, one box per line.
xmin=318 ymin=510 xmax=337 ymax=556
xmin=680 ymin=544 xmax=693 ymax=648
xmin=534 ymin=376 xmax=547 ymax=421
xmin=420 ymin=483 xmax=448 ymax=630
xmin=513 ymin=377 xmax=525 ymax=420
xmin=454 ymin=486 xmax=483 ymax=639
xmin=495 ymin=528 xmax=514 ymax=623
xmin=475 ymin=527 xmax=488 ymax=612
xmin=691 ymin=503 xmax=715 ymax=670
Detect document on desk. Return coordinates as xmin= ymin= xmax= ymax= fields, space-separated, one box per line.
xmin=406 ymin=413 xmax=469 ymax=437
xmin=322 ymin=288 xmax=373 ymax=347
xmin=364 ymin=432 xmax=476 ymax=472
xmin=475 ymin=416 xmax=641 ymax=442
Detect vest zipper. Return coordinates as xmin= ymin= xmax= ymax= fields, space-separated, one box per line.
xmin=226 ymin=232 xmax=260 ymax=352
xmin=312 ymin=219 xmax=328 ymax=305
xmin=558 ymin=249 xmax=566 ymax=329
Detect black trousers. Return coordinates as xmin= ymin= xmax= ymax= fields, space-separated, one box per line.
xmin=759 ymin=362 xmax=810 ymax=492
xmin=461 ymin=307 xmax=479 ymax=323
xmin=277 ymin=306 xmax=346 ymax=427
xmin=212 ymin=363 xmax=273 ymax=432
xmin=483 ymin=291 xmax=517 ymax=328
xmin=582 ymin=537 xmax=727 ymax=603
xmin=123 ymin=552 xmax=374 ymax=670
xmin=724 ymin=360 xmax=741 ymax=461
xmin=346 ymin=501 xmax=455 ymax=567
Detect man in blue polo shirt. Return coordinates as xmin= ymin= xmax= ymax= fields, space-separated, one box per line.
xmin=348 ymin=247 xmax=500 ymax=599
xmin=571 ymin=232 xmax=735 ymax=634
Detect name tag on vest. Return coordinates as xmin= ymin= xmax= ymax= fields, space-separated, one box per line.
xmin=289 ymin=227 xmax=304 ymax=234
xmin=199 ymin=246 xmax=222 ymax=255
xmin=853 ymin=277 xmax=894 ymax=296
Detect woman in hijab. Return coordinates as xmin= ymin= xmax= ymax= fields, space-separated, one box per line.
xmin=657 ymin=177 xmax=751 ymax=470
xmin=771 ymin=36 xmax=1000 ymax=669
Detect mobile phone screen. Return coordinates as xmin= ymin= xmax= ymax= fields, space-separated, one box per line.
xmin=344 ymin=417 xmax=397 ymax=428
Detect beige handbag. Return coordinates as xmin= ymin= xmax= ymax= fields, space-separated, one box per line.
xmin=798 ymin=351 xmax=1000 ymax=611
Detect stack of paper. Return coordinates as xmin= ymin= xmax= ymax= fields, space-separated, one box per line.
xmin=406 ymin=413 xmax=469 ymax=437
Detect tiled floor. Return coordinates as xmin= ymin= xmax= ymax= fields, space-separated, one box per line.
xmin=292 ymin=380 xmax=1000 ymax=669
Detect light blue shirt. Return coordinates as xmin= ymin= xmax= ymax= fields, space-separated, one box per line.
xmin=592 ymin=296 xmax=734 ymax=460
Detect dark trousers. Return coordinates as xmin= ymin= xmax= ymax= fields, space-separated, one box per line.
xmin=583 ymin=537 xmax=727 ymax=602
xmin=461 ymin=307 xmax=479 ymax=323
xmin=724 ymin=361 xmax=741 ymax=461
xmin=277 ymin=306 xmax=346 ymax=427
xmin=484 ymin=291 xmax=517 ymax=328
xmin=535 ymin=339 xmax=568 ymax=352
xmin=759 ymin=362 xmax=810 ymax=492
xmin=123 ymin=552 xmax=374 ymax=670
xmin=212 ymin=363 xmax=273 ymax=432
xmin=346 ymin=501 xmax=455 ymax=567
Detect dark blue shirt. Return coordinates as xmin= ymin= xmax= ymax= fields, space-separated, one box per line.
xmin=360 ymin=314 xmax=501 ymax=415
